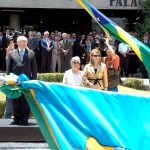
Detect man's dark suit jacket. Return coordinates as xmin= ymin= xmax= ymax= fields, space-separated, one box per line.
xmin=27 ymin=37 xmax=38 ymax=52
xmin=6 ymin=48 xmax=37 ymax=79
xmin=143 ymin=40 xmax=150 ymax=48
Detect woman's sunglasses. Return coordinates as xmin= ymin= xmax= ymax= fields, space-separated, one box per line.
xmin=93 ymin=55 xmax=100 ymax=57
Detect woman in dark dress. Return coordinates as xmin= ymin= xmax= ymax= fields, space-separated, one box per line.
xmin=74 ymin=36 xmax=87 ymax=70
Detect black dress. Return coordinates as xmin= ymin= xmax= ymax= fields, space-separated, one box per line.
xmin=74 ymin=37 xmax=87 ymax=65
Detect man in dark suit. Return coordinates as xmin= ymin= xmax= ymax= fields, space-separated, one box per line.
xmin=1 ymin=30 xmax=10 ymax=71
xmin=0 ymin=31 xmax=3 ymax=70
xmin=59 ymin=33 xmax=72 ymax=73
xmin=140 ymin=33 xmax=150 ymax=78
xmin=41 ymin=31 xmax=53 ymax=73
xmin=6 ymin=36 xmax=37 ymax=125
xmin=27 ymin=31 xmax=38 ymax=52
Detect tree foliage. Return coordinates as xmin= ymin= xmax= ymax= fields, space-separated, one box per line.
xmin=135 ymin=0 xmax=150 ymax=36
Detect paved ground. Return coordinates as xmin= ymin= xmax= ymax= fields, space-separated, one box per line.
xmin=0 ymin=142 xmax=49 ymax=149
xmin=0 ymin=119 xmax=49 ymax=149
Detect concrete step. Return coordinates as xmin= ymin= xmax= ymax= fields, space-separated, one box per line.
xmin=0 ymin=119 xmax=45 ymax=142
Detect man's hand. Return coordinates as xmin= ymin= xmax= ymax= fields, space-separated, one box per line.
xmin=26 ymin=47 xmax=30 ymax=51
xmin=64 ymin=50 xmax=68 ymax=56
xmin=47 ymin=48 xmax=51 ymax=52
xmin=123 ymin=54 xmax=126 ymax=57
xmin=105 ymin=38 xmax=109 ymax=45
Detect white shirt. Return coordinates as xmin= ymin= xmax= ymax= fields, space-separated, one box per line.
xmin=118 ymin=42 xmax=130 ymax=53
xmin=18 ymin=48 xmax=25 ymax=53
xmin=6 ymin=35 xmax=10 ymax=39
xmin=63 ymin=69 xmax=82 ymax=86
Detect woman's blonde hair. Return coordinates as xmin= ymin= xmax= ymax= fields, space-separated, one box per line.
xmin=90 ymin=49 xmax=101 ymax=65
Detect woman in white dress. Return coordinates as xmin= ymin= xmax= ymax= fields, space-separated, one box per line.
xmin=63 ymin=56 xmax=82 ymax=86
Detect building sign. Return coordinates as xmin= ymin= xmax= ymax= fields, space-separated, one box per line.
xmin=0 ymin=0 xmax=143 ymax=9
xmin=110 ymin=0 xmax=141 ymax=7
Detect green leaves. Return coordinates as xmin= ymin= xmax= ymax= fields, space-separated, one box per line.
xmin=141 ymin=0 xmax=150 ymax=14
xmin=37 ymin=73 xmax=64 ymax=82
xmin=123 ymin=78 xmax=144 ymax=90
xmin=135 ymin=0 xmax=150 ymax=35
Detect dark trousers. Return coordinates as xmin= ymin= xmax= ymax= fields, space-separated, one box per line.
xmin=128 ymin=54 xmax=139 ymax=75
xmin=139 ymin=61 xmax=148 ymax=78
xmin=119 ymin=54 xmax=129 ymax=77
xmin=35 ymin=50 xmax=41 ymax=73
xmin=0 ymin=49 xmax=3 ymax=70
xmin=41 ymin=53 xmax=52 ymax=73
xmin=12 ymin=94 xmax=30 ymax=123
xmin=0 ymin=49 xmax=6 ymax=71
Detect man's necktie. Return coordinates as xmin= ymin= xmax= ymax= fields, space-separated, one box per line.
xmin=20 ymin=50 xmax=24 ymax=61
xmin=6 ymin=35 xmax=9 ymax=41
xmin=57 ymin=42 xmax=59 ymax=49
xmin=0 ymin=37 xmax=2 ymax=46
xmin=63 ymin=40 xmax=67 ymax=49
xmin=57 ymin=42 xmax=60 ymax=56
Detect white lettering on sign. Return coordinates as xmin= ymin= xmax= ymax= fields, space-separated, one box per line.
xmin=110 ymin=0 xmax=142 ymax=7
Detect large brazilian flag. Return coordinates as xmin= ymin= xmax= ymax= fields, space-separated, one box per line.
xmin=0 ymin=74 xmax=150 ymax=150
xmin=76 ymin=0 xmax=150 ymax=79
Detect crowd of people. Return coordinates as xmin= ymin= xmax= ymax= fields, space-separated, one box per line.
xmin=0 ymin=28 xmax=150 ymax=124
xmin=0 ymin=29 xmax=149 ymax=77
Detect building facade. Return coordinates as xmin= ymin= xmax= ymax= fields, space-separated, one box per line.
xmin=0 ymin=0 xmax=143 ymax=34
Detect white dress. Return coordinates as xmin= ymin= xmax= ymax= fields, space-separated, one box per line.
xmin=63 ymin=69 xmax=82 ymax=86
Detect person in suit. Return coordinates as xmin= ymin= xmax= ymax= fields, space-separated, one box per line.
xmin=6 ymin=36 xmax=37 ymax=125
xmin=85 ymin=34 xmax=95 ymax=63
xmin=1 ymin=30 xmax=10 ymax=71
xmin=82 ymin=49 xmax=108 ymax=90
xmin=74 ymin=36 xmax=86 ymax=70
xmin=59 ymin=33 xmax=73 ymax=73
xmin=36 ymin=32 xmax=42 ymax=73
xmin=52 ymin=36 xmax=61 ymax=72
xmin=140 ymin=33 xmax=150 ymax=78
xmin=27 ymin=31 xmax=38 ymax=52
xmin=0 ymin=31 xmax=3 ymax=70
xmin=41 ymin=31 xmax=53 ymax=73
xmin=3 ymin=30 xmax=10 ymax=48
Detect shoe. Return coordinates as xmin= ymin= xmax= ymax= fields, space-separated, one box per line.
xmin=21 ymin=121 xmax=29 ymax=126
xmin=10 ymin=121 xmax=20 ymax=125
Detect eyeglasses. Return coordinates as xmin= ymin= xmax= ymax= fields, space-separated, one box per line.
xmin=20 ymin=40 xmax=28 ymax=43
xmin=93 ymin=55 xmax=100 ymax=57
xmin=72 ymin=61 xmax=80 ymax=64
